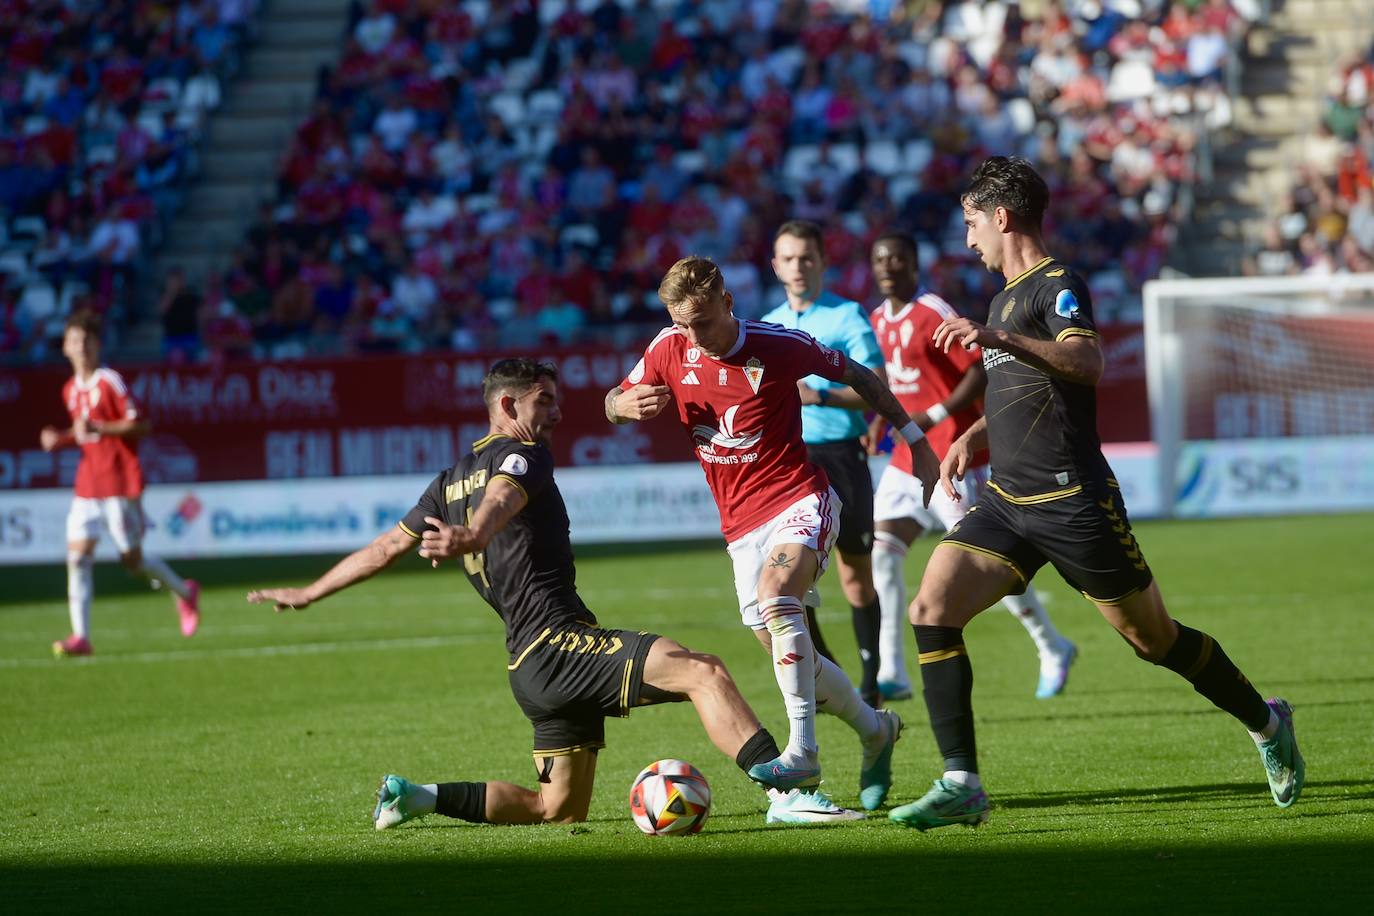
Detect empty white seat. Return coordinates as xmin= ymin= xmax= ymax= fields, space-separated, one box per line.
xmin=864 ymin=140 xmax=902 ymax=176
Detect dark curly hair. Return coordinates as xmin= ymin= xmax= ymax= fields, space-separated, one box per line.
xmin=482 ymin=358 xmax=559 ymax=408
xmin=961 ymin=156 xmax=1050 ymax=228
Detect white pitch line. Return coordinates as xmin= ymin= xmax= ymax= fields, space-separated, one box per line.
xmin=0 ymin=634 xmax=489 ymax=669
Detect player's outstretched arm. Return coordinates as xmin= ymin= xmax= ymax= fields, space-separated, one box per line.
xmin=39 ymin=426 xmax=75 ymax=451
xmin=841 ymin=360 xmax=941 ymax=507
xmin=933 ymin=317 xmax=1103 ymax=385
xmin=605 ymin=384 xmax=671 ymax=424
xmin=246 ymin=526 xmax=416 ymax=612
xmin=86 ymin=417 xmax=152 ymax=440
xmin=418 ymin=477 xmax=529 ymax=565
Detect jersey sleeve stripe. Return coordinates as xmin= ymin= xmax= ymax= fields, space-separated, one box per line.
xmin=642 ymin=326 xmax=681 ymax=356
xmin=745 ymin=323 xmax=815 ymax=344
xmin=1055 ymin=328 xmax=1099 ymax=342
xmin=490 ymin=473 xmax=529 ymax=498
xmin=97 ymin=368 xmax=129 ymax=396
xmin=916 ymin=292 xmax=959 ymax=321
xmin=397 ymin=520 xmax=421 ymax=538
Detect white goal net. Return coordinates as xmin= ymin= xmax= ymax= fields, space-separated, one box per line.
xmin=1143 ymin=274 xmax=1374 ymax=518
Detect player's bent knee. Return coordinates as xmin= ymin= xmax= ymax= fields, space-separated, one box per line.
xmin=909 ymin=591 xmax=947 ymax=626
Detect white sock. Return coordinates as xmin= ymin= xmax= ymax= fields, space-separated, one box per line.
xmin=814 ymin=651 xmax=882 ymax=743
xmin=943 ymin=769 xmax=982 ymax=790
xmin=67 ymin=552 xmax=93 ymax=638
xmin=137 ymin=553 xmax=190 ymax=599
xmin=412 ymin=783 xmax=439 ymax=813
xmin=872 ymin=533 xmax=910 ymax=685
xmin=760 ymin=596 xmax=818 ymax=763
xmin=1002 ymin=588 xmax=1063 ymax=658
xmin=1249 ymin=709 xmax=1280 ymax=744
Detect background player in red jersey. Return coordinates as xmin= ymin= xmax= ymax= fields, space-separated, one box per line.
xmin=865 ymin=234 xmax=1076 ymax=701
xmin=39 ymin=310 xmax=200 ymax=657
xmin=607 ymin=257 xmax=941 ymax=821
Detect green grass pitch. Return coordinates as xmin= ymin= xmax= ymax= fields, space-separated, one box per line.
xmin=2 ymin=513 xmax=1371 ymax=913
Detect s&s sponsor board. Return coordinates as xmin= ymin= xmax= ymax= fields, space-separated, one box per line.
xmin=1174 ymin=436 xmax=1374 ymax=517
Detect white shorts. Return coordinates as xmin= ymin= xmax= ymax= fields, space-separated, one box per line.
xmin=726 ymin=488 xmax=841 ymax=630
xmin=66 ymin=496 xmax=145 ymax=553
xmin=873 ymin=463 xmax=991 ymax=534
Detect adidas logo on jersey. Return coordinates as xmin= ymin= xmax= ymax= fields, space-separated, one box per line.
xmin=681 ymin=369 xmax=701 ymax=385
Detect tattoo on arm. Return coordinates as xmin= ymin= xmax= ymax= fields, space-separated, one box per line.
xmin=605 ymin=387 xmax=629 ymax=424
xmin=766 ymin=552 xmax=793 ymax=569
xmin=841 ymin=361 xmax=914 ymax=431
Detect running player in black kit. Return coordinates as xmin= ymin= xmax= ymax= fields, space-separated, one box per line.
xmin=887 ymin=157 xmax=1305 ymax=831
xmin=248 ymin=359 xmax=792 ymax=827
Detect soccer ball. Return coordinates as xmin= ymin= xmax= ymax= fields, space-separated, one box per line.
xmin=628 ymin=759 xmax=711 ymax=836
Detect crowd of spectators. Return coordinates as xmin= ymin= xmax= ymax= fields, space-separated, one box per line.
xmin=6 ymin=0 xmax=1263 ymax=363
xmin=0 ymin=0 xmax=256 ymax=360
xmin=1244 ymin=45 xmax=1374 ymax=277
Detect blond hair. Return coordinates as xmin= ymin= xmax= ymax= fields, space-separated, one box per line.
xmin=658 ymin=256 xmax=724 ymax=309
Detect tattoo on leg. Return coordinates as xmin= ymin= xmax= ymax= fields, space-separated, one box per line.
xmin=767 ymin=552 xmax=793 ymax=569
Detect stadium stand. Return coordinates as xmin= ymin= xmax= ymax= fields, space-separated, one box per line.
xmin=0 ymin=0 xmax=258 ymax=360
xmin=3 ymin=0 xmax=1265 ymax=361
xmin=1243 ymin=44 xmax=1374 ymax=276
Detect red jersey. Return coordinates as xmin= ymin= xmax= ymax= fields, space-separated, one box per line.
xmin=622 ymin=320 xmax=848 ymax=541
xmin=62 ymin=367 xmax=144 ymax=498
xmin=871 ymin=291 xmax=987 ymax=471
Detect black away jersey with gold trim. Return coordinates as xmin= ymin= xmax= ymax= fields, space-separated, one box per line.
xmin=400 ymin=435 xmax=594 ymax=655
xmin=981 ymin=258 xmax=1112 ymax=502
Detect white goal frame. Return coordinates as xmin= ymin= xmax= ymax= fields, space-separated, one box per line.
xmin=1142 ymin=272 xmax=1374 ymax=518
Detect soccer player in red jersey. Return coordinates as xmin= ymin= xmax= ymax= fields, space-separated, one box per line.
xmin=39 ymin=310 xmax=200 ymax=657
xmin=607 ymin=257 xmax=941 ymax=822
xmin=865 ymin=233 xmax=1076 ymax=702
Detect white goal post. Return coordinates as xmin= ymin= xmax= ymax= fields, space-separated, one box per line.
xmin=1142 ymin=273 xmax=1374 ymax=518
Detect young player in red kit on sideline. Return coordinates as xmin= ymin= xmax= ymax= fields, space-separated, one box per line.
xmin=607 ymin=257 xmax=941 ymax=821
xmin=865 ymin=234 xmax=1076 ymax=701
xmin=39 ymin=310 xmax=200 ymax=657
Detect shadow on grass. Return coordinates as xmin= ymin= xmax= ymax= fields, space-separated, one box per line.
xmin=998 ymin=778 xmax=1374 ymax=810
xmin=6 ymin=837 xmax=1371 ymax=914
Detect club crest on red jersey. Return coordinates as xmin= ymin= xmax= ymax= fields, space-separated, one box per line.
xmin=744 ymin=357 xmax=764 ymax=394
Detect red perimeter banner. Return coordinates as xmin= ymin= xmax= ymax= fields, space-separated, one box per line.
xmin=1 ymin=328 xmax=1148 ymax=490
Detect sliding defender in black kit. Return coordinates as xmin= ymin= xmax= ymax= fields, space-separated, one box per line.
xmin=249 ymin=359 xmax=799 ymax=827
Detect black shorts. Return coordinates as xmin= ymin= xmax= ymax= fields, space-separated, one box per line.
xmin=807 ymin=439 xmax=874 ymax=555
xmin=506 ymin=621 xmax=659 ymax=758
xmin=942 ymin=482 xmax=1154 ymax=604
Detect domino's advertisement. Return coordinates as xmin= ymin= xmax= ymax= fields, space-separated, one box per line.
xmin=0 ymin=445 xmax=1163 ymax=565
xmin=0 ymin=464 xmax=727 ymax=565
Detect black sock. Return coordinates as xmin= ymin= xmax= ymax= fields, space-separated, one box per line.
xmin=914 ymin=624 xmax=977 ymax=773
xmin=805 ymin=605 xmax=837 ymax=665
xmin=1157 ymin=623 xmax=1270 ymax=731
xmin=435 ymin=781 xmax=488 ymax=823
xmin=735 ymin=727 xmax=782 ymax=773
xmin=851 ymin=598 xmax=882 ymax=699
